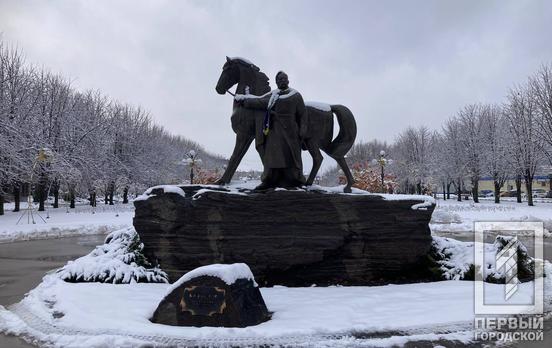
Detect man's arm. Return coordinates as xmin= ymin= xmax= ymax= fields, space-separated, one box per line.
xmin=243 ymin=95 xmax=270 ymax=110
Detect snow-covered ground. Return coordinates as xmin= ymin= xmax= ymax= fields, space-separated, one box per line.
xmin=1 ymin=194 xmax=551 ymax=346
xmin=2 ymin=271 xmax=549 ymax=347
xmin=430 ymin=199 xmax=552 ymax=236
xmin=0 ymin=202 xmax=133 ymax=244
xmin=1 ymin=227 xmax=550 ymax=347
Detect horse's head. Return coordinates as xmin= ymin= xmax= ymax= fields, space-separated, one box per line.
xmin=215 ymin=57 xmax=240 ymax=95
xmin=216 ymin=57 xmax=270 ymax=96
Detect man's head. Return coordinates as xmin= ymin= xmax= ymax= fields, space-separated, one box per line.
xmin=275 ymin=71 xmax=289 ymax=90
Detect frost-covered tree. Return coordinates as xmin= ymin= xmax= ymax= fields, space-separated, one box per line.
xmin=530 ymin=63 xmax=552 ymax=164
xmin=0 ymin=43 xmax=35 ymax=214
xmin=441 ymin=117 xmax=467 ymax=201
xmin=505 ymin=84 xmax=545 ymax=206
xmin=394 ymin=126 xmax=433 ymax=194
xmin=0 ymin=39 xmax=226 ymax=215
xmin=458 ymin=104 xmax=486 ymax=203
xmin=481 ymin=104 xmax=509 ymax=203
xmin=428 ymin=131 xmax=454 ymax=200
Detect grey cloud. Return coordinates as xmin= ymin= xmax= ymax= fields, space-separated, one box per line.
xmin=1 ymin=0 xmax=551 ymax=171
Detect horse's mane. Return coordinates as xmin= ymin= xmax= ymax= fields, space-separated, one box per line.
xmin=230 ymin=57 xmax=270 ymax=94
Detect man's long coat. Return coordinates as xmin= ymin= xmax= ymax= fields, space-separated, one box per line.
xmin=244 ymin=89 xmax=307 ymax=171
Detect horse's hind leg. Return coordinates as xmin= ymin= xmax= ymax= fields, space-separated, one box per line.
xmin=305 ymin=139 xmax=323 ymax=186
xmin=333 ymin=156 xmax=354 ymax=193
xmin=216 ymin=133 xmax=254 ymax=185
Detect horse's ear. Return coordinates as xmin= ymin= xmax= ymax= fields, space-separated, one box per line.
xmin=226 ymin=56 xmax=231 ymax=62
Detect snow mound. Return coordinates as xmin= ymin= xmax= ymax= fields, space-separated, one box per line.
xmin=134 ymin=185 xmax=186 ymax=201
xmin=432 ymin=236 xmax=535 ymax=282
xmin=56 ymin=227 xmax=168 ymax=284
xmin=166 ymin=263 xmax=256 ymax=295
xmin=432 ymin=236 xmax=487 ymax=280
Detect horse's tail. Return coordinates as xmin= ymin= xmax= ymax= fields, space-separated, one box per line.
xmin=326 ymin=104 xmax=357 ymax=158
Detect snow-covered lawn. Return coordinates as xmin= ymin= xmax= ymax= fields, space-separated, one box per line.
xmin=0 ymin=230 xmax=550 ymax=347
xmin=3 ymin=273 xmax=550 ymax=347
xmin=1 ymin=192 xmax=550 ymax=346
xmin=0 ymin=200 xmax=550 ymax=346
xmin=430 ymin=199 xmax=552 ymax=236
xmin=0 ymin=202 xmax=134 ymax=244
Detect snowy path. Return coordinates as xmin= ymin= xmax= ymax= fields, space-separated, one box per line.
xmin=0 ymin=235 xmax=106 ymax=306
xmin=0 ymin=235 xmax=106 ymax=348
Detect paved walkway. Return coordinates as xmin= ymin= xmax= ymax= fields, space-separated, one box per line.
xmin=0 ymin=235 xmax=105 ymax=347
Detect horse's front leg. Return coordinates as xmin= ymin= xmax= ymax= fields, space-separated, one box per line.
xmin=215 ymin=133 xmax=254 ymax=185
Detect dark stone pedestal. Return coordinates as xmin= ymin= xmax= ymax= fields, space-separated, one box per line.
xmin=151 ymin=265 xmax=270 ymax=327
xmin=134 ymin=185 xmax=436 ymax=286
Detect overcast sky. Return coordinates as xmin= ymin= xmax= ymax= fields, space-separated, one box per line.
xmin=1 ymin=0 xmax=551 ymax=171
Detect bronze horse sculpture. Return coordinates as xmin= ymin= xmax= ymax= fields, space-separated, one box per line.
xmin=215 ymin=57 xmax=357 ymax=192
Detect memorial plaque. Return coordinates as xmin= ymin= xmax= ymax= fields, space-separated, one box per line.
xmin=151 ymin=266 xmax=270 ymax=327
xmin=180 ymin=286 xmax=226 ymax=316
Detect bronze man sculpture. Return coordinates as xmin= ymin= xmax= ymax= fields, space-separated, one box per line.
xmin=215 ymin=57 xmax=357 ymax=192
xmin=238 ymin=71 xmax=307 ymax=189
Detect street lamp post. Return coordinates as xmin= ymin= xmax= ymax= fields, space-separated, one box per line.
xmin=183 ymin=150 xmax=201 ymax=185
xmin=377 ymin=150 xmax=387 ymax=193
xmin=17 ymin=148 xmax=52 ymax=224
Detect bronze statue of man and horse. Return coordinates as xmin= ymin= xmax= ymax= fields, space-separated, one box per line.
xmin=214 ymin=56 xmax=357 ymax=193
